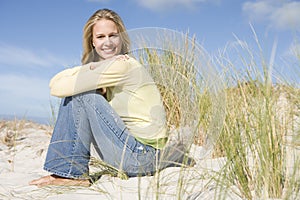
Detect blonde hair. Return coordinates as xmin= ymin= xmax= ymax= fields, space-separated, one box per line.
xmin=81 ymin=9 xmax=130 ymax=64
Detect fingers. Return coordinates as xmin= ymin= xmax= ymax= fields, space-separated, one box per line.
xmin=97 ymin=88 xmax=106 ymax=95
xmin=90 ymin=64 xmax=96 ymax=70
xmin=90 ymin=54 xmax=129 ymax=70
xmin=115 ymin=54 xmax=129 ymax=61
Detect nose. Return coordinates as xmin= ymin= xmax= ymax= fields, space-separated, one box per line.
xmin=104 ymin=36 xmax=112 ymax=45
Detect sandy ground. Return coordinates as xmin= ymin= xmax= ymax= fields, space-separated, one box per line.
xmin=0 ymin=120 xmax=244 ymax=200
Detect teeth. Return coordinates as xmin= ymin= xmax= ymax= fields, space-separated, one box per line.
xmin=103 ymin=48 xmax=115 ymax=53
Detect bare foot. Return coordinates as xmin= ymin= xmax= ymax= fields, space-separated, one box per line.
xmin=29 ymin=174 xmax=90 ymax=187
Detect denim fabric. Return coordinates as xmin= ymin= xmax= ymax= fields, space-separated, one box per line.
xmin=44 ymin=92 xmax=160 ymax=179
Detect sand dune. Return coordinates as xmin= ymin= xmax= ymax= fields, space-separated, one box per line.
xmin=0 ymin=119 xmax=246 ymax=200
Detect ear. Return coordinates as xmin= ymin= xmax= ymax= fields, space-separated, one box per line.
xmin=92 ymin=42 xmax=95 ymax=47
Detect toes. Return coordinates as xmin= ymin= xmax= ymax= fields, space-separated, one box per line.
xmin=29 ymin=175 xmax=53 ymax=186
xmin=29 ymin=175 xmax=91 ymax=187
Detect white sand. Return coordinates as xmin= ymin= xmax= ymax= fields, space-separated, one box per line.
xmin=0 ymin=120 xmax=243 ymax=200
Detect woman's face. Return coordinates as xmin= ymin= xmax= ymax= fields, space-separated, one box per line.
xmin=92 ymin=19 xmax=122 ymax=60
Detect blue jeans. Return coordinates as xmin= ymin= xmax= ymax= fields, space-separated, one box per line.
xmin=44 ymin=92 xmax=160 ymax=179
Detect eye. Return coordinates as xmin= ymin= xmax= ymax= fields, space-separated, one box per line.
xmin=110 ymin=33 xmax=119 ymax=38
xmin=96 ymin=35 xmax=105 ymax=39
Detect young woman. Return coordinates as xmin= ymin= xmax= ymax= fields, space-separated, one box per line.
xmin=30 ymin=8 xmax=193 ymax=187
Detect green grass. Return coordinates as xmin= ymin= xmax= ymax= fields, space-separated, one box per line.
xmin=211 ymin=35 xmax=299 ymax=199
xmin=132 ymin=29 xmax=299 ymax=199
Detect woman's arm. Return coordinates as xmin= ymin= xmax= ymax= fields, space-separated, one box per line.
xmin=49 ymin=57 xmax=131 ymax=97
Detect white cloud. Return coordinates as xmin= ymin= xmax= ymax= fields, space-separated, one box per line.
xmin=0 ymin=43 xmax=69 ymax=68
xmin=0 ymin=43 xmax=69 ymax=119
xmin=0 ymin=43 xmax=80 ymax=121
xmin=134 ymin=0 xmax=220 ymax=11
xmin=0 ymin=74 xmax=49 ymax=99
xmin=0 ymin=73 xmax=52 ymax=118
xmin=243 ymin=0 xmax=300 ymax=31
xmin=271 ymin=2 xmax=300 ymax=30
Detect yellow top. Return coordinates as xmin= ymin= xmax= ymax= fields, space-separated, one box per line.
xmin=49 ymin=57 xmax=168 ymax=149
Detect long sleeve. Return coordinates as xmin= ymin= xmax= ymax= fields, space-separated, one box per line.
xmin=49 ymin=58 xmax=130 ymax=97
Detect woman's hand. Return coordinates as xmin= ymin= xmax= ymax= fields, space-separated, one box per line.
xmin=90 ymin=54 xmax=129 ymax=70
xmin=97 ymin=88 xmax=107 ymax=99
xmin=114 ymin=54 xmax=130 ymax=61
xmin=97 ymin=88 xmax=106 ymax=95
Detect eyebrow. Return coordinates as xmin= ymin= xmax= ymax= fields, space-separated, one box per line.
xmin=94 ymin=32 xmax=119 ymax=36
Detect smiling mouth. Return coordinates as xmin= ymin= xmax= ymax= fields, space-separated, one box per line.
xmin=102 ymin=48 xmax=116 ymax=53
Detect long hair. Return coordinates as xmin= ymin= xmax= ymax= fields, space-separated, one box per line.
xmin=81 ymin=9 xmax=130 ymax=64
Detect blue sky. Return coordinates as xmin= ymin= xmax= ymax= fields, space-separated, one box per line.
xmin=0 ymin=0 xmax=299 ymax=122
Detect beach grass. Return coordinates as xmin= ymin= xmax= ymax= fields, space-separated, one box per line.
xmin=211 ymin=35 xmax=299 ymax=199
xmin=132 ymin=30 xmax=299 ymax=199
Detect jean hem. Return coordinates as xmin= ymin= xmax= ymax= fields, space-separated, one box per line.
xmin=43 ymin=166 xmax=89 ymax=180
